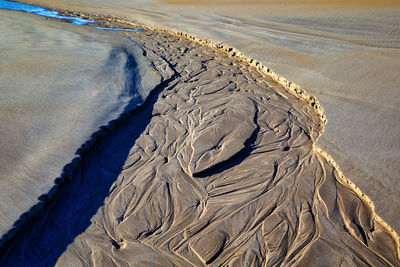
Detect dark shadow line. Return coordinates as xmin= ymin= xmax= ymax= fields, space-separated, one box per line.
xmin=193 ymin=105 xmax=260 ymax=178
xmin=0 ymin=49 xmax=178 ymax=266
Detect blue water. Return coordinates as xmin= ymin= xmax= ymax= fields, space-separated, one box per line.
xmin=0 ymin=0 xmax=94 ymax=24
xmin=0 ymin=0 xmax=143 ymax=31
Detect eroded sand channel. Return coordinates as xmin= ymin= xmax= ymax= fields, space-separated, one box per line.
xmin=13 ymin=0 xmax=400 ymax=235
xmin=1 ymin=14 xmax=399 ymax=266
xmin=0 ymin=7 xmax=165 ymax=245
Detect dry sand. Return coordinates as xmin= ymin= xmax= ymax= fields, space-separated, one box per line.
xmin=0 ymin=15 xmax=399 ymax=266
xmin=16 ymin=0 xmax=400 ymax=234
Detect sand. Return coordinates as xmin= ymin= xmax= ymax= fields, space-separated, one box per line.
xmin=0 ymin=14 xmax=398 ymax=265
xmin=0 ymin=10 xmax=169 ymax=242
xmin=16 ymin=0 xmax=400 ymax=234
xmin=0 ymin=0 xmax=399 ymax=266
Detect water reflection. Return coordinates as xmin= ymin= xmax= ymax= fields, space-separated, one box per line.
xmin=0 ymin=0 xmax=94 ymax=24
xmin=0 ymin=0 xmax=143 ymax=31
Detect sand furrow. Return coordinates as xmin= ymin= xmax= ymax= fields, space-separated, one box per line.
xmin=1 ymin=15 xmax=399 ymax=267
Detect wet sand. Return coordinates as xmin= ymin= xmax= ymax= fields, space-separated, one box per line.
xmin=0 ymin=11 xmax=399 ymax=266
xmin=0 ymin=0 xmax=399 ymax=266
xmin=17 ymin=0 xmax=400 ymax=234
xmin=0 ymin=10 xmax=168 ymax=240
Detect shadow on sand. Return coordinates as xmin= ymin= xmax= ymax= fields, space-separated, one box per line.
xmin=0 ymin=51 xmax=176 ymax=266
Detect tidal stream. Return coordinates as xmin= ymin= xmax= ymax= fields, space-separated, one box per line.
xmin=0 ymin=0 xmax=142 ymax=31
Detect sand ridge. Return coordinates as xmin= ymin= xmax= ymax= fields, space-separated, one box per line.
xmin=0 ymin=12 xmax=399 ymax=266
xmin=136 ymin=18 xmax=400 ymax=248
xmin=16 ymin=0 xmax=400 ymax=233
xmin=110 ymin=10 xmax=400 ymax=254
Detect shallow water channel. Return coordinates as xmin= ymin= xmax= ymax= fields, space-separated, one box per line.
xmin=0 ymin=0 xmax=142 ymax=31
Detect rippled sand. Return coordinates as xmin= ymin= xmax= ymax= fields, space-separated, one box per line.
xmin=0 ymin=10 xmax=165 ymax=239
xmin=1 ymin=17 xmax=398 ymax=265
xmin=1 ymin=0 xmax=399 ymax=265
xmin=18 ymin=0 xmax=400 ymax=234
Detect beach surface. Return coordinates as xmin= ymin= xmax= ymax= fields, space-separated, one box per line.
xmin=1 ymin=20 xmax=399 ymax=265
xmin=0 ymin=9 xmax=168 ymax=239
xmin=18 ymin=0 xmax=400 ymax=233
xmin=0 ymin=0 xmax=399 ymax=266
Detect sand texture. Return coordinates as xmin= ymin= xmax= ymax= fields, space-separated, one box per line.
xmin=16 ymin=0 xmax=400 ymax=234
xmin=1 ymin=22 xmax=398 ymax=266
xmin=0 ymin=10 xmax=170 ymax=242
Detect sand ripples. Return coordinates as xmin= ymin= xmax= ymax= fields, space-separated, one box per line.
xmin=1 ymin=24 xmax=399 ymax=266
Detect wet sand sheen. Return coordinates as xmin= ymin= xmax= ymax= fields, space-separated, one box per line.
xmin=15 ymin=0 xmax=400 ymax=234
xmin=0 ymin=11 xmax=399 ymax=266
xmin=0 ymin=9 xmax=166 ymax=244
